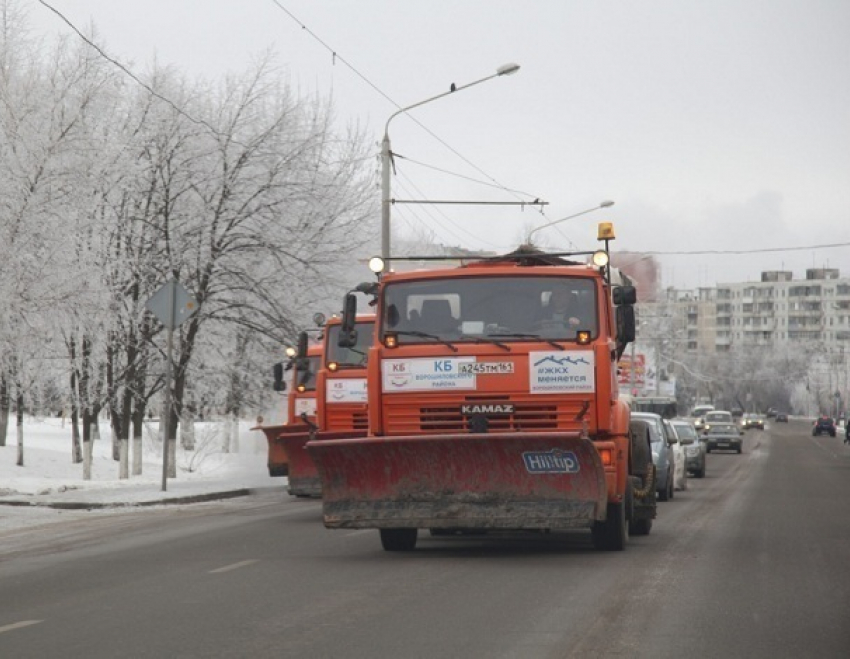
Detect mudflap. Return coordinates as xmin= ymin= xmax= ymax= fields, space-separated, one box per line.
xmin=282 ymin=430 xmax=369 ymax=498
xmin=307 ymin=432 xmax=608 ymax=531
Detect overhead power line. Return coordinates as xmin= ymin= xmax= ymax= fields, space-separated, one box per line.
xmin=636 ymin=241 xmax=850 ymax=256
xmin=36 ymin=0 xmax=226 ymax=139
xmin=268 ymin=0 xmax=544 ymax=207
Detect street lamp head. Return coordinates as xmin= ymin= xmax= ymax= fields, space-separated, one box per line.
xmin=525 ymin=199 xmax=616 ymax=244
xmin=497 ymin=63 xmax=521 ymax=76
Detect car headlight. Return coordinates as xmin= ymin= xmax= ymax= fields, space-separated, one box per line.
xmin=652 ymin=451 xmax=660 ymax=462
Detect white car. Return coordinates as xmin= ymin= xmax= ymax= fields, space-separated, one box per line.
xmin=664 ymin=419 xmax=688 ymax=491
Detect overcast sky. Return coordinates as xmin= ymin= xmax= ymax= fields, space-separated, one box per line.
xmin=28 ymin=0 xmax=850 ymax=289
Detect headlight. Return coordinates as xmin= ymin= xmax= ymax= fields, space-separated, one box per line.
xmin=652 ymin=451 xmax=660 ymax=462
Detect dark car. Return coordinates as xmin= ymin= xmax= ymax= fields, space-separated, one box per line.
xmin=632 ymin=412 xmax=676 ymax=501
xmin=775 ymin=412 xmax=788 ymax=422
xmin=812 ymin=416 xmax=836 ymax=437
xmin=742 ymin=414 xmax=765 ymax=430
xmin=705 ymin=423 xmax=743 ymax=454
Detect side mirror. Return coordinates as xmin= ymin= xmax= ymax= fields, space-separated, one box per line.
xmin=613 ymin=285 xmax=637 ymax=305
xmin=295 ymin=331 xmax=309 ymax=371
xmin=617 ymin=305 xmax=636 ymax=343
xmin=679 ymin=437 xmax=694 ymax=445
xmin=338 ymin=293 xmax=358 ymax=348
xmin=272 ymin=362 xmax=286 ymax=392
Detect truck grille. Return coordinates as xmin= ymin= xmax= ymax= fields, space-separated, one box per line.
xmin=326 ymin=405 xmax=369 ymax=432
xmin=385 ymin=395 xmax=591 ymax=434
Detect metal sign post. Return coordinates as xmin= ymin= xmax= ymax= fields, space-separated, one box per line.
xmin=146 ymin=279 xmax=197 ymax=491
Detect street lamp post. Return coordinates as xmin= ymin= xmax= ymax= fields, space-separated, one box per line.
xmin=526 ymin=200 xmax=615 ymax=245
xmin=381 ymin=63 xmax=520 ymax=259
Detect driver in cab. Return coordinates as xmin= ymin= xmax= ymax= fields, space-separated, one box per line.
xmin=543 ymin=288 xmax=581 ymax=328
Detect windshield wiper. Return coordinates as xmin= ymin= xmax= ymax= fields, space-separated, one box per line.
xmin=489 ymin=333 xmax=565 ymax=351
xmin=392 ymin=330 xmax=458 ymax=352
xmin=460 ymin=334 xmax=511 ymax=352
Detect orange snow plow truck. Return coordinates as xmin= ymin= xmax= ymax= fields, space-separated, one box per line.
xmin=308 ymin=224 xmax=656 ymax=551
xmin=271 ymin=314 xmax=375 ymax=497
xmin=256 ymin=336 xmax=322 ymax=478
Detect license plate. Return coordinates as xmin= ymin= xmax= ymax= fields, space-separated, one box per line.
xmin=717 ymin=442 xmax=729 ymax=447
xmin=459 ymin=362 xmax=514 ymax=375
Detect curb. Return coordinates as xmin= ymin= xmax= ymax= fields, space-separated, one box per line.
xmin=0 ymin=485 xmax=288 ymax=510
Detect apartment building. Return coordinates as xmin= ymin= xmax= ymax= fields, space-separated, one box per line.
xmin=638 ymin=268 xmax=850 ymax=354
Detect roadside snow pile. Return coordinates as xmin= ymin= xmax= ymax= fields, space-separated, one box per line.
xmin=0 ymin=417 xmax=277 ymax=501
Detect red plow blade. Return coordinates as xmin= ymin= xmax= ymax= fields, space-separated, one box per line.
xmin=255 ymin=424 xmax=302 ymax=477
xmin=280 ymin=429 xmax=368 ymax=498
xmin=307 ymin=432 xmax=607 ymax=531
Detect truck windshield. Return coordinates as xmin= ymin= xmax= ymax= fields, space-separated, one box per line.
xmin=326 ymin=322 xmax=374 ymax=367
xmin=382 ymin=276 xmax=598 ymax=345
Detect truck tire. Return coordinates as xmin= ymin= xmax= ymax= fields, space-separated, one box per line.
xmin=629 ymin=422 xmax=652 ymax=479
xmin=592 ymin=494 xmax=628 ymax=551
xmin=630 ymin=517 xmax=653 ymax=536
xmin=380 ymin=528 xmax=418 ymax=551
xmin=591 ymin=479 xmax=633 ymax=551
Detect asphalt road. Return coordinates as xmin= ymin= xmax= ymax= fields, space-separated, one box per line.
xmin=1 ymin=419 xmax=849 ymax=658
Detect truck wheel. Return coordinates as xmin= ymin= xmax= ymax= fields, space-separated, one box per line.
xmin=380 ymin=528 xmax=418 ymax=551
xmin=592 ymin=500 xmax=627 ymax=551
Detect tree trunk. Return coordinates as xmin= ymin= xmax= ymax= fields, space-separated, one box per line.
xmin=16 ymin=390 xmax=24 ymax=467
xmin=0 ymin=373 xmax=8 ymax=448
xmin=81 ymin=336 xmax=92 ymax=480
xmin=132 ymin=399 xmax=144 ymax=476
xmin=69 ymin=338 xmax=82 ymax=463
xmin=222 ymin=415 xmax=231 ymax=453
xmin=71 ymin=405 xmax=82 ymax=463
xmin=119 ymin=437 xmax=129 ymax=479
xmin=82 ymin=407 xmax=92 ymax=480
xmin=168 ymin=403 xmax=178 ymax=478
xmin=230 ymin=411 xmax=239 ymax=453
xmin=180 ymin=408 xmax=195 ymax=450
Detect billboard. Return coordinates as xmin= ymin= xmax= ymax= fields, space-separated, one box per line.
xmin=618 ymin=352 xmax=646 ymax=390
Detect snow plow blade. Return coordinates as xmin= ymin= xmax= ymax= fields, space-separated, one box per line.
xmin=254 ymin=424 xmax=305 ymax=477
xmin=282 ymin=429 xmax=369 ymax=498
xmin=307 ymin=432 xmax=608 ymax=531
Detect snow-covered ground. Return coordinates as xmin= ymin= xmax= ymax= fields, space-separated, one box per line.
xmin=0 ymin=416 xmax=281 ymax=532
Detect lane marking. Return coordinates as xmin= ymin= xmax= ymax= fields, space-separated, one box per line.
xmin=209 ymin=559 xmax=258 ymax=574
xmin=0 ymin=620 xmax=43 ymax=634
xmin=344 ymin=530 xmax=372 ymax=537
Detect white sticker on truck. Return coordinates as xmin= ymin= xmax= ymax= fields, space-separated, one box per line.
xmin=382 ymin=357 xmax=476 ymax=392
xmin=529 ymin=351 xmax=595 ymax=394
xmin=294 ymin=397 xmax=317 ymax=417
xmin=326 ymin=378 xmax=368 ymax=403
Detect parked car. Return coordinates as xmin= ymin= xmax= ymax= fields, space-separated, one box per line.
xmin=812 ymin=416 xmax=836 ymax=437
xmin=775 ymin=412 xmax=788 ymax=422
xmin=742 ymin=413 xmax=765 ymax=430
xmin=705 ymin=423 xmax=743 ymax=454
xmin=632 ymin=412 xmax=677 ymax=501
xmin=664 ymin=419 xmax=688 ymax=491
xmin=671 ymin=418 xmax=705 ymax=478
